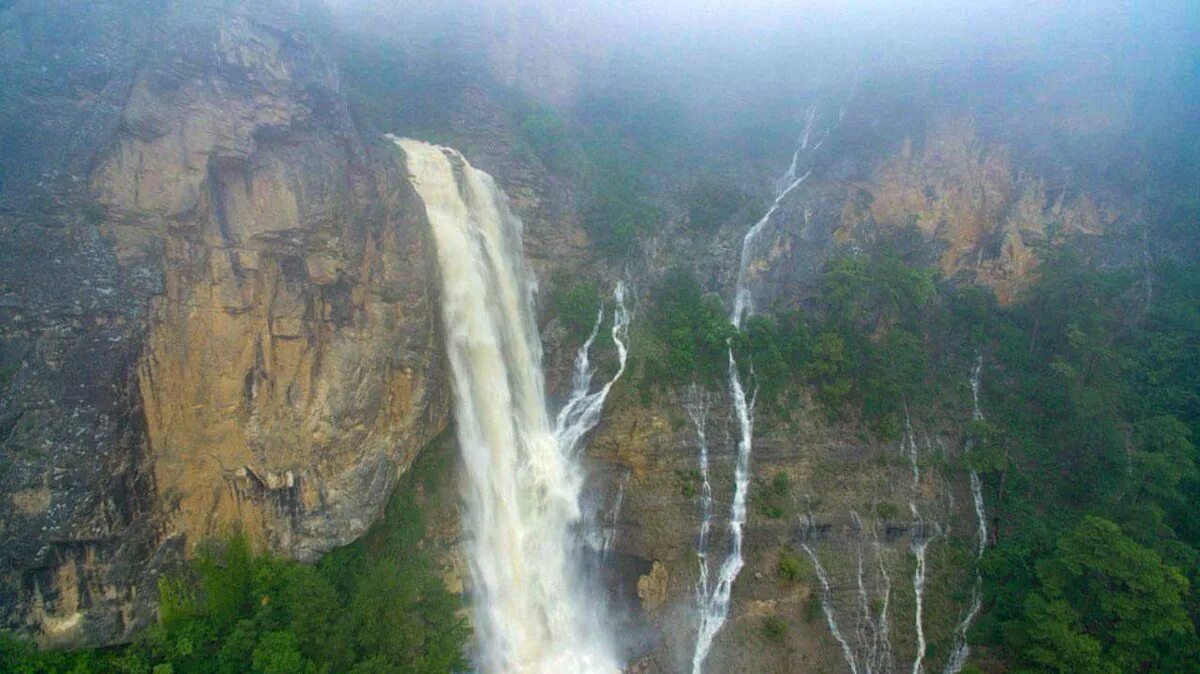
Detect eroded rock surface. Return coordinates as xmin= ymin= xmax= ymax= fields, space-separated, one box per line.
xmin=0 ymin=0 xmax=447 ymax=646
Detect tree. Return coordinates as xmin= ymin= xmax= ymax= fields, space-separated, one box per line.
xmin=1009 ymin=516 xmax=1196 ymax=673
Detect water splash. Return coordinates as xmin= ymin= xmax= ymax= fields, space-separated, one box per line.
xmin=397 ymin=137 xmax=618 ymax=674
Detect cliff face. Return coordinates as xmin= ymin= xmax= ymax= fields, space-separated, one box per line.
xmin=0 ymin=0 xmax=447 ymax=646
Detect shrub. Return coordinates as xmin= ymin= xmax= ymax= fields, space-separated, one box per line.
xmin=778 ymin=553 xmax=806 ymax=583
xmin=762 ymin=615 xmax=788 ymax=643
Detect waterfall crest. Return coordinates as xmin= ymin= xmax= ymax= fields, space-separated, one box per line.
xmin=396 ymin=137 xmax=618 ymax=674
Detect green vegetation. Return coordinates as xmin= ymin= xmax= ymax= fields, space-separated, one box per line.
xmin=676 ymin=469 xmax=703 ymax=499
xmin=963 ymin=253 xmax=1200 ymax=671
xmin=548 ymin=277 xmax=602 ymax=343
xmin=1 ymin=444 xmax=469 ymax=673
xmin=642 ymin=267 xmax=735 ymax=389
xmin=753 ymin=472 xmax=793 ymax=519
xmin=685 ymin=178 xmax=749 ymax=232
xmin=581 ymin=167 xmax=663 ymax=260
xmin=762 ymin=615 xmax=788 ymax=643
xmin=83 ymin=203 xmax=105 ymax=226
xmin=778 ymin=552 xmax=806 ymax=583
xmin=520 ymin=108 xmax=581 ymax=175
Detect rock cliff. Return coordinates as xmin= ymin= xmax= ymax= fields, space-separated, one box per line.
xmin=0 ymin=0 xmax=447 ymax=646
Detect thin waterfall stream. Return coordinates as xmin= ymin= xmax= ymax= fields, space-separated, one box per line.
xmin=943 ymin=356 xmax=988 ymax=674
xmin=692 ymin=104 xmax=833 ymax=673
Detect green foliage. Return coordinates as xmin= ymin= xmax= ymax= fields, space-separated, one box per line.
xmin=762 ymin=615 xmax=788 ymax=643
xmin=676 ymin=470 xmax=702 ymax=499
xmin=549 ymin=278 xmax=603 ymax=343
xmin=685 ymin=178 xmax=749 ymax=232
xmin=778 ymin=553 xmax=806 ymax=583
xmin=83 ymin=203 xmax=105 ymax=226
xmin=581 ymin=167 xmax=662 ymax=260
xmin=753 ymin=471 xmax=793 ymax=519
xmin=1006 ymin=517 xmax=1196 ymax=673
xmin=649 ymin=268 xmax=735 ymax=386
xmin=951 ymin=254 xmax=1200 ymax=671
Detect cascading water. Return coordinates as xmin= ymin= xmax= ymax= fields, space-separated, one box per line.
xmin=910 ymin=505 xmax=932 ymax=674
xmin=943 ymin=356 xmax=988 ymax=674
xmin=395 ymin=137 xmax=618 ymax=674
xmin=903 ymin=403 xmax=920 ymax=487
xmin=852 ymin=511 xmax=895 ymax=674
xmin=566 ymin=284 xmax=632 ymax=557
xmin=693 ymin=105 xmax=834 ymax=673
xmin=691 ymin=353 xmax=756 ymax=674
xmin=803 ymin=537 xmax=860 ymax=674
xmin=556 ymin=283 xmax=631 ymax=460
xmin=598 ymin=470 xmax=630 ymax=558
xmin=686 ymin=386 xmax=716 ymax=598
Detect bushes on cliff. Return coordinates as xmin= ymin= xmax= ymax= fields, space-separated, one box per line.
xmin=581 ymin=168 xmax=663 ymax=260
xmin=648 ymin=267 xmax=734 ymax=386
xmin=548 ymin=277 xmax=603 ymax=343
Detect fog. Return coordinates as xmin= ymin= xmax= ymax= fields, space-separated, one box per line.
xmin=323 ymin=0 xmax=1196 ymax=158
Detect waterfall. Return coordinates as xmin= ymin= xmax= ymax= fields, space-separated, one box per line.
xmin=396 ymin=137 xmax=618 ymax=674
xmin=804 ymin=541 xmax=860 ymax=674
xmin=565 ymin=284 xmax=632 ymax=558
xmin=599 ymin=470 xmax=630 ymax=558
xmin=903 ymin=403 xmax=920 ymax=488
xmin=943 ymin=356 xmax=988 ymax=674
xmin=851 ymin=511 xmax=894 ymax=674
xmin=691 ymin=352 xmax=756 ymax=674
xmin=910 ymin=505 xmax=931 ymax=674
xmin=692 ymin=106 xmax=834 ymax=673
xmin=686 ymin=386 xmax=716 ymax=599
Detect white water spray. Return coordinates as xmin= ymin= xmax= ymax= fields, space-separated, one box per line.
xmin=396 ymin=137 xmax=618 ymax=674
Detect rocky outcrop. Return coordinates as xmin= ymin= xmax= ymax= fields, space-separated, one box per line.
xmin=0 ymin=0 xmax=446 ymax=646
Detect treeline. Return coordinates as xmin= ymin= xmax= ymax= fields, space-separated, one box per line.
xmin=1 ymin=449 xmax=469 ymax=674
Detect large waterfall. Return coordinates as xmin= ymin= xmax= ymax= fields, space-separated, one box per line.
xmin=395 ymin=137 xmax=618 ymax=674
